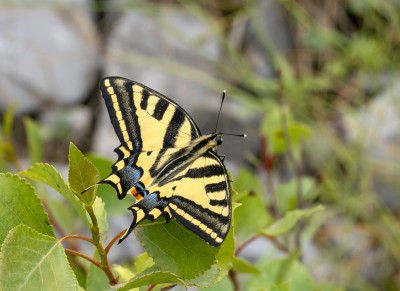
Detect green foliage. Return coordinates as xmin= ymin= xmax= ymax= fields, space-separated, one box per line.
xmin=135 ymin=221 xmax=219 ymax=279
xmin=0 ymin=173 xmax=54 ymax=245
xmin=2 ymin=1 xmax=399 ymax=289
xmin=24 ymin=118 xmax=43 ymax=165
xmin=20 ymin=162 xmax=90 ymax=227
xmin=264 ymin=205 xmax=324 ymax=237
xmin=0 ymin=225 xmax=78 ymax=291
xmin=87 ymin=154 xmax=131 ymax=216
xmin=69 ymin=142 xmax=99 ymax=206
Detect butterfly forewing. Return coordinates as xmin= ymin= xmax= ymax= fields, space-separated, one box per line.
xmin=100 ymin=77 xmax=201 ymax=151
xmin=100 ymin=77 xmax=201 ymax=198
xmin=99 ymin=76 xmax=232 ymax=246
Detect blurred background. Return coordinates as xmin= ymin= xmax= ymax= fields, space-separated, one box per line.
xmin=1 ymin=0 xmax=400 ymax=290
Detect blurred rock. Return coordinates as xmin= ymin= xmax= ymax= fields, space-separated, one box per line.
xmin=347 ymin=78 xmax=400 ymax=210
xmin=0 ymin=6 xmax=99 ymax=113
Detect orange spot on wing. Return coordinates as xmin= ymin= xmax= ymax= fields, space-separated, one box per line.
xmin=130 ymin=187 xmax=143 ymax=201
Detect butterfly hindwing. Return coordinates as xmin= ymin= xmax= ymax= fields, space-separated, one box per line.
xmin=167 ymin=151 xmax=231 ymax=246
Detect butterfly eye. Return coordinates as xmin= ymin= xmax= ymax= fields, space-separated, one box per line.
xmin=216 ymin=135 xmax=223 ymax=145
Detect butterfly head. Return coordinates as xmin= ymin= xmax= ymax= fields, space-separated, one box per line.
xmin=216 ymin=134 xmax=223 ymax=146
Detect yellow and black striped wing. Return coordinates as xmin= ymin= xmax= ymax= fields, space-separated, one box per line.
xmin=98 ymin=76 xmax=231 ymax=247
xmin=167 ymin=151 xmax=231 ymax=246
xmin=99 ymin=77 xmax=201 ymax=199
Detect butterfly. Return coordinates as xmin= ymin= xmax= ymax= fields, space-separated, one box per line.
xmin=98 ymin=76 xmax=232 ymax=247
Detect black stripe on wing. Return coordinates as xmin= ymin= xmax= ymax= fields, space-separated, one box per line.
xmin=100 ymin=78 xmax=142 ymax=150
xmin=169 ymin=195 xmax=230 ymax=247
xmin=168 ymin=151 xmax=231 ymax=246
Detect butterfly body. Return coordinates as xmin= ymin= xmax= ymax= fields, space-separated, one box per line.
xmin=99 ymin=77 xmax=231 ymax=246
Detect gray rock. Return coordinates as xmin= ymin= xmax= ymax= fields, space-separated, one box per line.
xmin=0 ymin=7 xmax=99 ymax=113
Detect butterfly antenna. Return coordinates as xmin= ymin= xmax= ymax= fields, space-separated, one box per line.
xmin=222 ymin=133 xmax=247 ymax=138
xmin=214 ymin=90 xmax=226 ymax=133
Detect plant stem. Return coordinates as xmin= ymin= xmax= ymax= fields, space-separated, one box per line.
xmin=85 ymin=204 xmax=118 ymax=285
xmin=105 ymin=229 xmax=127 ymax=254
xmin=228 ymin=270 xmax=240 ymax=291
xmin=64 ymin=248 xmax=103 ymax=269
xmin=59 ymin=234 xmax=95 ymax=245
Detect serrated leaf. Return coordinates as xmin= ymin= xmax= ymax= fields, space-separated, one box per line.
xmin=134 ymin=220 xmax=218 ymax=280
xmin=264 ymin=205 xmax=324 ymax=236
xmin=69 ymin=142 xmax=99 ymax=206
xmin=234 ymin=191 xmax=272 ymax=244
xmin=0 ymin=173 xmax=54 ymax=246
xmin=19 ymin=163 xmax=90 ymax=227
xmin=187 ymin=223 xmax=235 ymax=287
xmin=0 ymin=225 xmax=78 ymax=291
xmin=232 ymin=257 xmax=260 ymax=274
xmin=118 ymin=269 xmax=185 ymax=291
xmin=93 ymin=197 xmax=108 ymax=244
xmin=24 ymin=117 xmax=43 ymax=164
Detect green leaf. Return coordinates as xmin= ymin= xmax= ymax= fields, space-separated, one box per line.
xmin=19 ymin=163 xmax=90 ymax=227
xmin=0 ymin=225 xmax=78 ymax=291
xmin=233 ymin=168 xmax=263 ymax=197
xmin=201 ymin=276 xmax=233 ymax=291
xmin=23 ymin=117 xmax=43 ymax=165
xmin=134 ymin=252 xmax=155 ymax=274
xmin=276 ymin=177 xmax=317 ymax=213
xmin=272 ymin=281 xmax=291 ymax=291
xmin=114 ymin=265 xmax=136 ymax=282
xmin=68 ymin=142 xmax=99 ymax=206
xmin=134 ymin=220 xmax=218 ymax=280
xmin=234 ymin=191 xmax=272 ymax=244
xmin=0 ymin=173 xmax=54 ymax=246
xmin=3 ymin=104 xmax=16 ymax=138
xmin=86 ymin=252 xmax=110 ymax=291
xmin=119 ymin=270 xmax=185 ymax=290
xmin=247 ymin=256 xmax=315 ymax=291
xmin=232 ymin=257 xmax=260 ymax=274
xmin=272 ymin=122 xmax=311 ymax=155
xmin=187 ymin=223 xmax=235 ymax=287
xmin=264 ymin=205 xmax=324 ymax=236
xmin=92 ymin=197 xmax=108 ymax=244
xmin=87 ymin=154 xmax=130 ymax=216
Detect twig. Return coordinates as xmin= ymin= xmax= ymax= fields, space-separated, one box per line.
xmin=85 ymin=204 xmax=119 ymax=285
xmin=64 ymin=248 xmax=103 ymax=270
xmin=235 ymin=234 xmax=259 ymax=256
xmin=59 ymin=234 xmax=95 ymax=245
xmin=105 ymin=229 xmax=127 ymax=254
xmin=228 ymin=270 xmax=240 ymax=291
